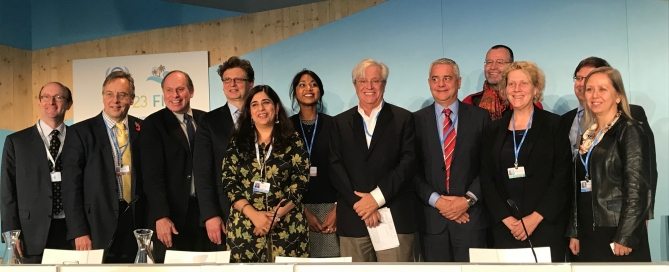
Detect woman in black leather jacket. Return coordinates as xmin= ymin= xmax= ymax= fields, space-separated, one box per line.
xmin=566 ymin=67 xmax=651 ymax=262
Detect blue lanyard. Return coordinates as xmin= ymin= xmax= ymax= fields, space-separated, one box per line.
xmin=362 ymin=111 xmax=380 ymax=138
xmin=299 ymin=115 xmax=318 ymax=157
xmin=579 ymin=130 xmax=603 ymax=180
xmin=440 ymin=112 xmax=459 ymax=144
xmin=109 ymin=125 xmax=128 ymax=166
xmin=511 ymin=111 xmax=533 ymax=168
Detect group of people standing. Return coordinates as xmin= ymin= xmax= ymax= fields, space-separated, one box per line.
xmin=1 ymin=44 xmax=656 ymax=264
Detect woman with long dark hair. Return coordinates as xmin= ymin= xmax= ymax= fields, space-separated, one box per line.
xmin=289 ymin=69 xmax=339 ymax=257
xmin=221 ymin=85 xmax=310 ymax=262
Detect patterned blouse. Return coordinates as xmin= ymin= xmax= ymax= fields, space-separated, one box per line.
xmin=222 ymin=132 xmax=310 ymax=262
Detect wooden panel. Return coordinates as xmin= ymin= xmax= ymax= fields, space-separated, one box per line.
xmin=0 ymin=45 xmax=32 ymax=131
xmin=10 ymin=0 xmax=382 ymax=130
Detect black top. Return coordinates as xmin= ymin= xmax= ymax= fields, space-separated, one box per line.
xmin=501 ymin=129 xmax=527 ymax=214
xmin=290 ymin=113 xmax=337 ymax=204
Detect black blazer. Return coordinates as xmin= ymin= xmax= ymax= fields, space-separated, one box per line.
xmin=193 ymin=104 xmax=234 ymax=223
xmin=329 ymin=103 xmax=417 ymax=237
xmin=290 ymin=113 xmax=337 ymax=204
xmin=1 ymin=125 xmax=64 ymax=255
xmin=481 ymin=108 xmax=571 ymax=224
xmin=61 ymin=113 xmax=144 ymax=249
xmin=559 ymin=104 xmax=657 ymax=219
xmin=140 ymin=107 xmax=205 ymax=228
xmin=414 ymin=101 xmax=490 ymax=234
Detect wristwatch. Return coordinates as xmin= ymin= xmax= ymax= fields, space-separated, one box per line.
xmin=464 ymin=192 xmax=477 ymax=207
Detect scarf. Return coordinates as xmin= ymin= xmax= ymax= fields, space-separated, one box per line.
xmin=478 ymin=82 xmax=507 ymax=120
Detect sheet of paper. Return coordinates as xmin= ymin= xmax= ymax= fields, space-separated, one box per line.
xmin=41 ymin=249 xmax=104 ymax=264
xmin=469 ymin=247 xmax=551 ymax=263
xmin=367 ymin=207 xmax=400 ymax=251
xmin=163 ymin=250 xmax=231 ymax=264
xmin=274 ymin=256 xmax=352 ymax=263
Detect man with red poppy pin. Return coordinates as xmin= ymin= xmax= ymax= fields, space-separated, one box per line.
xmin=62 ymin=71 xmax=145 ymax=263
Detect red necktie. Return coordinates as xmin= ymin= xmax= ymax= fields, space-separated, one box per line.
xmin=442 ymin=109 xmax=456 ymax=193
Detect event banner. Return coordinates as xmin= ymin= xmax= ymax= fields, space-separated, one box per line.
xmin=73 ymin=51 xmax=210 ymax=121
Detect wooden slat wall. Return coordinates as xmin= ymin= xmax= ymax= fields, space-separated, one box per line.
xmin=0 ymin=45 xmax=32 ymax=131
xmin=0 ymin=0 xmax=382 ymax=131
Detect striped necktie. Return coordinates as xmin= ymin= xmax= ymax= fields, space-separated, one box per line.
xmin=442 ymin=109 xmax=456 ymax=193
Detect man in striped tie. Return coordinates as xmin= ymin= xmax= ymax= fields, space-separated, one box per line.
xmin=414 ymin=58 xmax=491 ymax=262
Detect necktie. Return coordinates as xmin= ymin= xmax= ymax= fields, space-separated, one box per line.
xmin=442 ymin=109 xmax=456 ymax=193
xmin=233 ymin=109 xmax=240 ymax=123
xmin=570 ymin=109 xmax=585 ymax=157
xmin=116 ymin=123 xmax=132 ymax=203
xmin=184 ymin=114 xmax=196 ymax=152
xmin=48 ymin=130 xmax=64 ymax=215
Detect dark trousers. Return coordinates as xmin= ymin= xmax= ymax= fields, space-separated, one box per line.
xmin=104 ymin=200 xmax=138 ymax=263
xmin=421 ymin=224 xmax=487 ymax=262
xmin=22 ymin=218 xmax=71 ymax=264
xmin=152 ymin=197 xmax=225 ymax=263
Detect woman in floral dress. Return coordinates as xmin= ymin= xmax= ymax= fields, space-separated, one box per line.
xmin=221 ymin=85 xmax=310 ymax=262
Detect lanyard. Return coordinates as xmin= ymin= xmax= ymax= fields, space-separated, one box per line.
xmin=254 ymin=135 xmax=273 ymax=182
xmin=299 ymin=115 xmax=318 ymax=157
xmin=362 ymin=111 xmax=380 ymax=138
xmin=511 ymin=111 xmax=533 ymax=168
xmin=108 ymin=125 xmax=129 ymax=167
xmin=37 ymin=120 xmax=65 ymax=172
xmin=579 ymin=130 xmax=603 ymax=180
xmin=440 ymin=112 xmax=459 ymax=144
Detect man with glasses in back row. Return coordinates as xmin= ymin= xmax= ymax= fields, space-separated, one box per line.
xmin=62 ymin=71 xmax=145 ymax=262
xmin=463 ymin=44 xmax=542 ymax=120
xmin=2 ymin=82 xmax=74 ymax=263
xmin=194 ymin=56 xmax=254 ymax=248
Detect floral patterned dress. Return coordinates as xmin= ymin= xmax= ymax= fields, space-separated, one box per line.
xmin=222 ymin=133 xmax=310 ymax=262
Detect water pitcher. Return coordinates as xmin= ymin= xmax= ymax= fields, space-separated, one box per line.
xmin=133 ymin=229 xmax=154 ymax=264
xmin=2 ymin=230 xmax=23 ymax=264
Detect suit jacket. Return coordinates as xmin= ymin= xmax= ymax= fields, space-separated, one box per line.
xmin=559 ymin=104 xmax=657 ymax=219
xmin=481 ymin=107 xmax=571 ymax=224
xmin=414 ymin=101 xmax=490 ymax=234
xmin=140 ymin=107 xmax=205 ymax=228
xmin=1 ymin=125 xmax=63 ymax=255
xmin=61 ymin=113 xmax=144 ymax=249
xmin=329 ymin=103 xmax=417 ymax=237
xmin=193 ymin=104 xmax=234 ymax=223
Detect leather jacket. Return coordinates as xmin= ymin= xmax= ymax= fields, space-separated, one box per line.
xmin=566 ymin=115 xmax=651 ymax=248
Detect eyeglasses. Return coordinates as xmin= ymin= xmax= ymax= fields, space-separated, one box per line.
xmin=222 ymin=77 xmax=249 ymax=84
xmin=573 ymin=76 xmax=587 ymax=82
xmin=484 ymin=59 xmax=512 ymax=66
xmin=39 ymin=95 xmax=68 ymax=102
xmin=103 ymin=91 xmax=132 ymax=100
xmin=355 ymin=79 xmax=385 ymax=86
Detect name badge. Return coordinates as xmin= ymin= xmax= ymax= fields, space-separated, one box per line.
xmin=507 ymin=166 xmax=526 ymax=179
xmin=253 ymin=180 xmax=271 ymax=194
xmin=309 ymin=166 xmax=318 ymax=177
xmin=50 ymin=172 xmax=62 ymax=182
xmin=580 ymin=179 xmax=592 ymax=192
xmin=116 ymin=165 xmax=131 ymax=175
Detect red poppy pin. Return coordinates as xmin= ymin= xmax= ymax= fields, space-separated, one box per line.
xmin=134 ymin=121 xmax=141 ymax=132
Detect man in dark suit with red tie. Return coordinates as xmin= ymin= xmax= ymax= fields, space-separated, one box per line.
xmin=62 ymin=71 xmax=144 ymax=262
xmin=193 ymin=56 xmax=254 ymax=247
xmin=414 ymin=58 xmax=490 ymax=262
xmin=140 ymin=70 xmax=206 ymax=262
xmin=2 ymin=82 xmax=74 ymax=263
